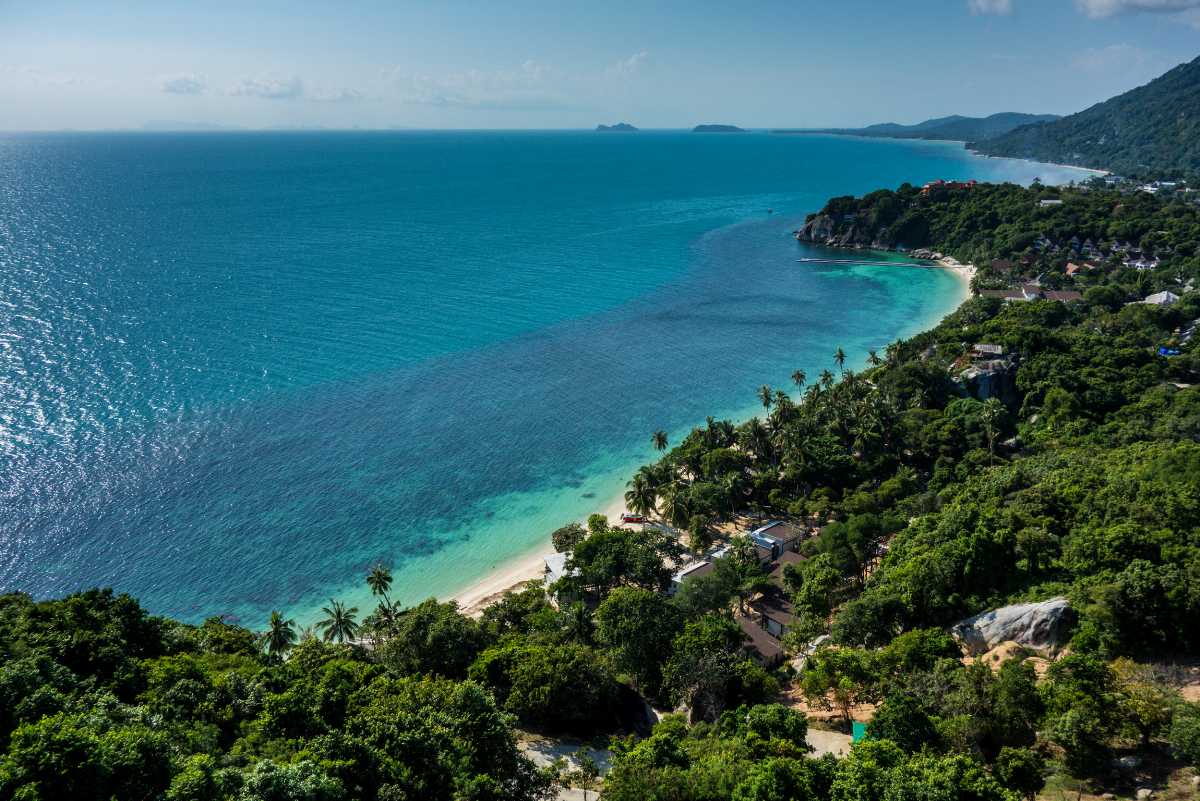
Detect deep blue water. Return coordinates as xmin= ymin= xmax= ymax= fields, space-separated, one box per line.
xmin=0 ymin=130 xmax=1089 ymax=625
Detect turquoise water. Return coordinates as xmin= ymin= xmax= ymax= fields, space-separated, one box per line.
xmin=0 ymin=131 xmax=1088 ymax=626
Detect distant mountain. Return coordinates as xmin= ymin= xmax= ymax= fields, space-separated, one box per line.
xmin=596 ymin=122 xmax=638 ymax=132
xmin=970 ymin=54 xmax=1200 ymax=177
xmin=693 ymin=124 xmax=745 ymax=133
xmin=782 ymin=112 xmax=1059 ymax=142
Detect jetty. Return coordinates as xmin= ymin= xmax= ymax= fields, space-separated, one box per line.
xmin=797 ymin=257 xmax=930 ymax=268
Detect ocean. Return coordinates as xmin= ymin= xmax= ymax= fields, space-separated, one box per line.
xmin=0 ymin=130 xmax=1089 ymax=626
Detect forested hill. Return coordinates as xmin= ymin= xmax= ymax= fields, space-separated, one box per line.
xmin=792 ymin=112 xmax=1059 ymax=142
xmin=970 ymin=54 xmax=1200 ymax=178
xmin=795 ymin=180 xmax=1200 ymax=270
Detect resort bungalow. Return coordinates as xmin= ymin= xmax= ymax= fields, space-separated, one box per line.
xmin=979 ymin=285 xmax=1081 ymax=303
xmin=669 ymin=560 xmax=714 ymax=595
xmin=748 ymin=521 xmax=805 ymax=558
xmin=738 ymin=617 xmax=785 ymax=667
xmin=738 ymin=551 xmax=806 ymax=666
xmin=543 ymin=552 xmax=577 ymax=586
xmin=971 ymin=343 xmax=1004 ymax=359
xmin=1133 ymin=290 xmax=1181 ymax=307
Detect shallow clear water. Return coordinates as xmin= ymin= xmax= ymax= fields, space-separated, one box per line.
xmin=0 ymin=130 xmax=1088 ymax=625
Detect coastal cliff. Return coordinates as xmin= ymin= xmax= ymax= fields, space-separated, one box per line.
xmin=794 ymin=211 xmax=894 ymax=250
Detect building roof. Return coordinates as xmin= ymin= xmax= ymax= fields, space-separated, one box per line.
xmin=672 ymin=560 xmax=714 ymax=585
xmin=749 ymin=521 xmax=804 ymax=550
xmin=972 ymin=343 xmax=1004 ymax=356
xmin=737 ymin=615 xmax=785 ymax=664
xmin=1141 ymin=290 xmax=1181 ymax=306
xmin=767 ymin=551 xmax=806 ymax=584
xmin=750 ymin=593 xmax=798 ymax=627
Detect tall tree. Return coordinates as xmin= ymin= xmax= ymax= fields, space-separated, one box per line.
xmin=791 ymin=369 xmax=807 ymax=392
xmin=834 ymin=346 xmax=846 ymax=371
xmin=367 ymin=564 xmax=393 ymax=603
xmin=263 ymin=610 xmax=296 ymax=657
xmin=316 ymin=598 xmax=359 ymax=643
xmin=625 ymin=470 xmax=657 ymax=517
xmin=757 ymin=384 xmax=773 ymax=409
xmin=652 ymin=430 xmax=669 ymax=452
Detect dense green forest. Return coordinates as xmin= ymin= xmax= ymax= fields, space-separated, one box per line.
xmin=969 ymin=54 xmax=1200 ymax=178
xmin=3 ymin=182 xmax=1200 ymax=800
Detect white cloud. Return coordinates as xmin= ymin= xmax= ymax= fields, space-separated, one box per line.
xmin=1074 ymin=0 xmax=1200 ymax=16
xmin=160 ymin=73 xmax=205 ymax=95
xmin=230 ymin=75 xmax=304 ymax=100
xmin=606 ymin=51 xmax=648 ymax=79
xmin=309 ymin=87 xmax=363 ymax=103
xmin=390 ymin=60 xmax=567 ymax=110
xmin=968 ymin=0 xmax=1013 ymax=15
xmin=1071 ymin=42 xmax=1151 ymax=72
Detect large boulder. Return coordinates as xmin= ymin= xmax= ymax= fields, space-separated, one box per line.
xmin=951 ymin=597 xmax=1073 ymax=656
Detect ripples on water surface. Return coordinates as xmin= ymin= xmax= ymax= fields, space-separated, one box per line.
xmin=0 ymin=131 xmax=1089 ymax=624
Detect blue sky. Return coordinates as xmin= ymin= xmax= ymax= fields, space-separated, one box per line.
xmin=1 ymin=0 xmax=1198 ymax=130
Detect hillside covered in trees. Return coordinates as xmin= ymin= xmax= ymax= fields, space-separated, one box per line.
xmin=970 ymin=54 xmax=1200 ymax=179
xmin=2 ymin=183 xmax=1200 ymax=800
xmin=793 ymin=112 xmax=1059 ymax=143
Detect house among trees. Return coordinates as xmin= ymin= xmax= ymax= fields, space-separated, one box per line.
xmin=739 ymin=551 xmax=806 ymax=667
xmin=748 ymin=521 xmax=805 ymax=558
xmin=1134 ymin=290 xmax=1181 ymax=307
xmin=978 ymin=285 xmax=1082 ymax=303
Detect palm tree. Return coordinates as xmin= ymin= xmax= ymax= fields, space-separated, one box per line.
xmin=263 ymin=610 xmax=296 ymax=657
xmin=624 ymin=470 xmax=657 ymax=516
xmin=757 ymin=384 xmax=773 ymax=409
xmin=819 ymin=369 xmax=835 ymax=389
xmin=366 ymin=564 xmax=392 ymax=604
xmin=316 ymin=598 xmax=359 ymax=644
xmin=834 ymin=347 xmax=846 ymax=371
xmin=791 ymin=369 xmax=807 ymax=392
xmin=981 ymin=398 xmax=1005 ymax=464
xmin=867 ymin=349 xmax=882 ymax=367
xmin=652 ymin=430 xmax=669 ymax=452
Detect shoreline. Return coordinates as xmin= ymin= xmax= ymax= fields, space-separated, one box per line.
xmin=449 ymin=255 xmax=977 ymax=618
xmin=936 ymin=257 xmax=977 ymax=301
xmin=450 ymin=490 xmax=630 ymax=616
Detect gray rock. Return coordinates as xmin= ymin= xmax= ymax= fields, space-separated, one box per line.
xmin=1136 ymin=787 xmax=1153 ymax=800
xmin=951 ymin=597 xmax=1074 ymax=656
xmin=1117 ymin=755 xmax=1143 ymax=770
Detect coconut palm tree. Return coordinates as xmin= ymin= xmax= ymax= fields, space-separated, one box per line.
xmin=652 ymin=430 xmax=669 ymax=452
xmin=757 ymin=384 xmax=773 ymax=409
xmin=263 ymin=610 xmax=296 ymax=657
xmin=867 ymin=349 xmax=882 ymax=367
xmin=316 ymin=599 xmax=359 ymax=644
xmin=366 ymin=564 xmax=392 ymax=604
xmin=981 ymin=398 xmax=1005 ymax=464
xmin=625 ymin=470 xmax=657 ymax=517
xmin=791 ymin=369 xmax=807 ymax=392
xmin=834 ymin=347 xmax=846 ymax=371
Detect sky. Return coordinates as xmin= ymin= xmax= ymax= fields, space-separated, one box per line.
xmin=1 ymin=0 xmax=1199 ymax=131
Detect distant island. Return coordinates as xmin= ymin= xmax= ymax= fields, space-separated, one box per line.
xmin=774 ymin=112 xmax=1059 ymax=143
xmin=693 ymin=124 xmax=745 ymax=133
xmin=596 ymin=122 xmax=638 ymax=132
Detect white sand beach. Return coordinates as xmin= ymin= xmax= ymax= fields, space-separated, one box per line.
xmin=937 ymin=257 xmax=977 ymax=301
xmin=451 ymin=490 xmax=631 ymax=616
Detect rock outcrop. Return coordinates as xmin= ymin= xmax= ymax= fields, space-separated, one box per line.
xmin=794 ymin=214 xmax=892 ymax=249
xmin=951 ymin=597 xmax=1074 ymax=656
